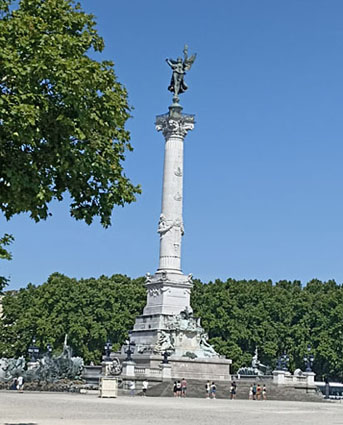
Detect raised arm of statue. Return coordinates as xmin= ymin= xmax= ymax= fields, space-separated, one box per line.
xmin=166 ymin=58 xmax=176 ymax=69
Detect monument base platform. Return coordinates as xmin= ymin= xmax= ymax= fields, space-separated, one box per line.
xmin=115 ymin=353 xmax=231 ymax=381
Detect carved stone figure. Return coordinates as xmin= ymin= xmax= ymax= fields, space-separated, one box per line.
xmin=166 ymin=45 xmax=197 ymax=102
xmin=106 ymin=358 xmax=122 ymax=376
xmin=154 ymin=330 xmax=175 ymax=354
xmin=199 ymin=332 xmax=218 ymax=357
xmin=0 ymin=357 xmax=26 ymax=382
xmin=0 ymin=343 xmax=84 ymax=383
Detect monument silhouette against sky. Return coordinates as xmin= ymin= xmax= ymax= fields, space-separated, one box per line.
xmin=121 ymin=46 xmax=231 ymax=380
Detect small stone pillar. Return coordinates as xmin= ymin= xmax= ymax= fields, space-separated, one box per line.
xmin=123 ymin=360 xmax=136 ymax=377
xmin=160 ymin=363 xmax=172 ymax=381
xmin=99 ymin=377 xmax=118 ymax=398
xmin=303 ymin=371 xmax=316 ymax=386
xmin=273 ymin=369 xmax=286 ymax=385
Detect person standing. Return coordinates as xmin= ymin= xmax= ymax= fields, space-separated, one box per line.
xmin=142 ymin=380 xmax=148 ymax=397
xmin=129 ymin=380 xmax=135 ymax=396
xmin=17 ymin=376 xmax=24 ymax=393
xmin=248 ymin=385 xmax=253 ymax=400
xmin=181 ymin=377 xmax=187 ymax=397
xmin=176 ymin=380 xmax=182 ymax=397
xmin=256 ymin=384 xmax=261 ymax=400
xmin=252 ymin=382 xmax=257 ymax=400
xmin=205 ymin=381 xmax=211 ymax=398
xmin=173 ymin=381 xmax=178 ymax=397
xmin=262 ymin=384 xmax=267 ymax=400
xmin=230 ymin=381 xmax=237 ymax=400
xmin=210 ymin=382 xmax=216 ymax=399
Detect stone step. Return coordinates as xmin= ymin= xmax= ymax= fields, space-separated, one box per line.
xmin=143 ymin=379 xmax=323 ymax=402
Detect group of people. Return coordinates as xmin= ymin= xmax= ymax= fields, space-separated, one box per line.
xmin=127 ymin=379 xmax=148 ymax=396
xmin=249 ymin=383 xmax=267 ymax=400
xmin=205 ymin=381 xmax=217 ymax=398
xmin=173 ymin=378 xmax=187 ymax=397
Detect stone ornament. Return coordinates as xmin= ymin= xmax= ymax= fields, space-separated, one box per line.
xmin=156 ymin=115 xmax=195 ymax=139
xmin=157 ymin=214 xmax=184 ymax=238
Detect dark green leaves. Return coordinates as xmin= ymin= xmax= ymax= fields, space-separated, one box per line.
xmin=0 ymin=273 xmax=146 ymax=363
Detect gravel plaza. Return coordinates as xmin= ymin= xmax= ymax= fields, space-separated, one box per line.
xmin=1 ymin=391 xmax=343 ymax=425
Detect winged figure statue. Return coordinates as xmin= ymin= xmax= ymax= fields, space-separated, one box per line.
xmin=166 ymin=45 xmax=196 ymax=102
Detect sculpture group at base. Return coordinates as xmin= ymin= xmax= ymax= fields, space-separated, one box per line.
xmin=0 ymin=340 xmax=83 ymax=384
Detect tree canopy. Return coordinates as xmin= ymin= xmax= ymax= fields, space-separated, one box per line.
xmin=1 ymin=274 xmax=343 ymax=380
xmin=0 ymin=273 xmax=146 ymax=363
xmin=0 ymin=0 xmax=140 ymax=226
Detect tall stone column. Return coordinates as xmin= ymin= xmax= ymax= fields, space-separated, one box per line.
xmin=156 ymin=109 xmax=194 ymax=272
xmin=141 ymin=107 xmax=195 ymax=317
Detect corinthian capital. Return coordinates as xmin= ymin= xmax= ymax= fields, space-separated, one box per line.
xmin=156 ymin=113 xmax=195 ymax=139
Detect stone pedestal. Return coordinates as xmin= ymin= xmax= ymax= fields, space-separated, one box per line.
xmin=273 ymin=369 xmax=290 ymax=385
xmin=123 ymin=360 xmax=136 ymax=377
xmin=99 ymin=377 xmax=118 ymax=398
xmin=160 ymin=363 xmax=172 ymax=381
xmin=303 ymin=371 xmax=316 ymax=385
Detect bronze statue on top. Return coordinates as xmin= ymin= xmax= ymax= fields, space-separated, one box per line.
xmin=166 ymin=45 xmax=196 ymax=103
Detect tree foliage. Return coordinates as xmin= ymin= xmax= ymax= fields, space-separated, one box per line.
xmin=0 ymin=233 xmax=13 ymax=292
xmin=1 ymin=274 xmax=343 ymax=379
xmin=0 ymin=0 xmax=140 ymax=226
xmin=191 ymin=278 xmax=343 ymax=379
xmin=0 ymin=273 xmax=146 ymax=363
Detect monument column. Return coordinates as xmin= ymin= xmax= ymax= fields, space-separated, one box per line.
xmin=156 ymin=109 xmax=194 ymax=272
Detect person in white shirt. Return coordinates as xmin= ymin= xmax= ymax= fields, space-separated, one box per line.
xmin=142 ymin=380 xmax=148 ymax=396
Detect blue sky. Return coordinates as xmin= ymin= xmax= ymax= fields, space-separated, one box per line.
xmin=2 ymin=0 xmax=343 ymax=289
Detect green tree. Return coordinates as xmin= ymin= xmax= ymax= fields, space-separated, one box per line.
xmin=0 ymin=0 xmax=140 ymax=225
xmin=0 ymin=0 xmax=141 ymax=287
xmin=0 ymin=273 xmax=146 ymax=363
xmin=192 ymin=277 xmax=343 ymax=379
xmin=0 ymin=233 xmax=13 ymax=292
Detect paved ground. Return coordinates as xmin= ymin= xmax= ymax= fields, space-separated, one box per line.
xmin=1 ymin=391 xmax=343 ymax=425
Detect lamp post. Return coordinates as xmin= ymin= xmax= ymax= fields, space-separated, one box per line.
xmin=303 ymin=344 xmax=314 ymax=372
xmin=125 ymin=340 xmax=136 ymax=362
xmin=104 ymin=340 xmax=113 ymax=361
xmin=276 ymin=352 xmax=289 ymax=371
xmin=28 ymin=336 xmax=40 ymax=362
xmin=46 ymin=344 xmax=53 ymax=358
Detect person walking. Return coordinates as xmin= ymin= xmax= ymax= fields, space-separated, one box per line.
xmin=210 ymin=382 xmax=216 ymax=399
xmin=181 ymin=377 xmax=187 ymax=397
xmin=205 ymin=381 xmax=211 ymax=398
xmin=142 ymin=380 xmax=148 ymax=397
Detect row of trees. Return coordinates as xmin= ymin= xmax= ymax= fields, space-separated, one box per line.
xmin=0 ymin=274 xmax=342 ymax=380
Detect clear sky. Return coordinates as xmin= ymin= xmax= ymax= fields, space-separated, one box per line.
xmin=3 ymin=0 xmax=343 ymax=290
